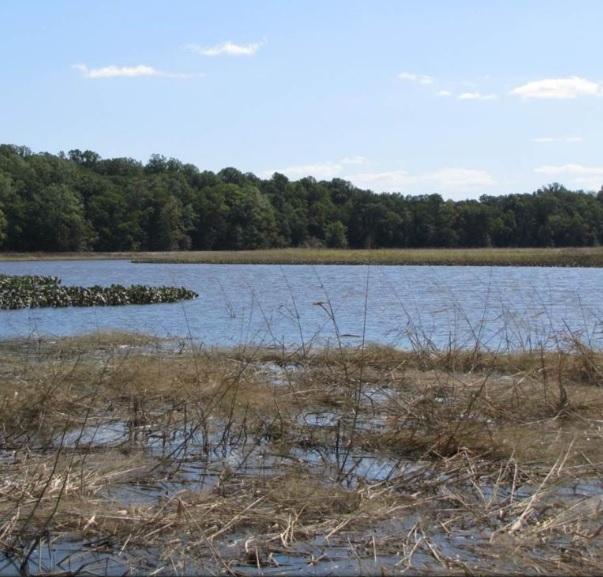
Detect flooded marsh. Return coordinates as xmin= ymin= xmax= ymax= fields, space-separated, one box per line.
xmin=0 ymin=334 xmax=601 ymax=575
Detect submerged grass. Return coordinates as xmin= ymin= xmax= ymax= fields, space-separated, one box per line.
xmin=0 ymin=331 xmax=601 ymax=575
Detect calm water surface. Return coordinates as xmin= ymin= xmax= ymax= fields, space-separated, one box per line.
xmin=0 ymin=260 xmax=601 ymax=350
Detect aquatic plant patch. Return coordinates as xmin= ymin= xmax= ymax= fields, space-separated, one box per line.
xmin=0 ymin=274 xmax=198 ymax=309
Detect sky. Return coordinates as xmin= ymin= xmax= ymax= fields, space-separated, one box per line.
xmin=1 ymin=0 xmax=602 ymax=200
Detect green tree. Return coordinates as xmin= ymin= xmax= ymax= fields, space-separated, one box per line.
xmin=0 ymin=205 xmax=6 ymax=248
xmin=325 ymin=221 xmax=348 ymax=248
xmin=0 ymin=143 xmax=602 ymax=252
xmin=28 ymin=184 xmax=92 ymax=251
xmin=157 ymin=196 xmax=186 ymax=250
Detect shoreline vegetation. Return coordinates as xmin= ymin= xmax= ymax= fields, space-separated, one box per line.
xmin=1 ymin=145 xmax=603 ymax=255
xmin=1 ymin=246 xmax=603 ymax=267
xmin=0 ymin=331 xmax=601 ymax=575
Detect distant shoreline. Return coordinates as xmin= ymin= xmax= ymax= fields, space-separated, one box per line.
xmin=1 ymin=247 xmax=603 ymax=267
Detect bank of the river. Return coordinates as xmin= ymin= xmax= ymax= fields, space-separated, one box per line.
xmin=1 ymin=247 xmax=603 ymax=267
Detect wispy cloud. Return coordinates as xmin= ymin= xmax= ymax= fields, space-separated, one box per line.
xmin=531 ymin=136 xmax=583 ymax=143
xmin=74 ymin=64 xmax=160 ymax=78
xmin=266 ymin=161 xmax=343 ymax=180
xmin=187 ymin=41 xmax=263 ymax=57
xmin=398 ymin=74 xmax=499 ymax=101
xmin=511 ymin=76 xmax=602 ymax=99
xmin=265 ymin=159 xmax=495 ymax=196
xmin=340 ymin=156 xmax=367 ymax=166
xmin=73 ymin=64 xmax=197 ymax=79
xmin=265 ymin=156 xmax=366 ymax=179
xmin=398 ymin=72 xmax=434 ymax=85
xmin=534 ymin=164 xmax=603 ymax=176
xmin=457 ymin=91 xmax=497 ymax=101
xmin=349 ymin=167 xmax=495 ymax=193
xmin=534 ymin=163 xmax=603 ymax=189
xmin=428 ymin=168 xmax=496 ymax=188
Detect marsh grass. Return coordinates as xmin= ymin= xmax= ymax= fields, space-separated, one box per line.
xmin=132 ymin=247 xmax=603 ymax=267
xmin=2 ymin=247 xmax=603 ymax=267
xmin=0 ymin=330 xmax=602 ymax=575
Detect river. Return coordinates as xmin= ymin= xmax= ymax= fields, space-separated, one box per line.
xmin=0 ymin=260 xmax=601 ymax=350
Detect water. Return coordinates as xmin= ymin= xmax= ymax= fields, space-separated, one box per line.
xmin=0 ymin=260 xmax=601 ymax=350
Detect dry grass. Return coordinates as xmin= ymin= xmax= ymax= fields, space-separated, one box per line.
xmin=0 ymin=332 xmax=601 ymax=575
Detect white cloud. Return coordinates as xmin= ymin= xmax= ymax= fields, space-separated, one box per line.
xmin=74 ymin=64 xmax=160 ymax=78
xmin=531 ymin=136 xmax=583 ymax=143
xmin=266 ymin=156 xmax=367 ymax=179
xmin=437 ymin=90 xmax=452 ymax=97
xmin=349 ymin=169 xmax=410 ymax=189
xmin=534 ymin=164 xmax=603 ymax=189
xmin=349 ymin=167 xmax=495 ymax=193
xmin=510 ymin=76 xmax=602 ymax=99
xmin=398 ymin=72 xmax=434 ymax=85
xmin=264 ymin=159 xmax=495 ymax=197
xmin=187 ymin=41 xmax=263 ymax=57
xmin=266 ymin=162 xmax=343 ymax=180
xmin=73 ymin=64 xmax=196 ymax=79
xmin=534 ymin=164 xmax=603 ymax=176
xmin=457 ymin=91 xmax=497 ymax=101
xmin=430 ymin=168 xmax=496 ymax=187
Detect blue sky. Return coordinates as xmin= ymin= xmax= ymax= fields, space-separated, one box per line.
xmin=1 ymin=0 xmax=602 ymax=199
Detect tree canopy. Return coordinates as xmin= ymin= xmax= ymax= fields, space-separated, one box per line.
xmin=0 ymin=144 xmax=602 ymax=251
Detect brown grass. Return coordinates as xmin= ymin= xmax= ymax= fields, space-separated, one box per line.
xmin=0 ymin=332 xmax=601 ymax=575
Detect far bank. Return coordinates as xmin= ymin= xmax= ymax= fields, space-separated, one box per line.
xmin=1 ymin=247 xmax=603 ymax=267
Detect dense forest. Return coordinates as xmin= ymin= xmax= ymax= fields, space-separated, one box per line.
xmin=0 ymin=144 xmax=602 ymax=252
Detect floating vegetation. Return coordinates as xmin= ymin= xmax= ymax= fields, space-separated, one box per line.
xmin=0 ymin=274 xmax=198 ymax=309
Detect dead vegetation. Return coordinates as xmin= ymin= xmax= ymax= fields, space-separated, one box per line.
xmin=0 ymin=332 xmax=601 ymax=575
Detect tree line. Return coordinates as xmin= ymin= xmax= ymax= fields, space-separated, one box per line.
xmin=0 ymin=144 xmax=602 ymax=252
